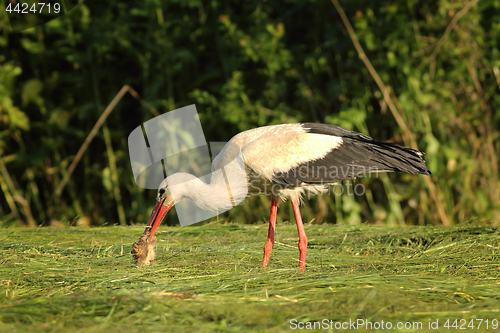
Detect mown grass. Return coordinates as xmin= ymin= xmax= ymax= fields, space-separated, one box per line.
xmin=1 ymin=222 xmax=500 ymax=332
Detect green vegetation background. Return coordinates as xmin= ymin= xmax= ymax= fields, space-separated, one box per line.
xmin=1 ymin=0 xmax=499 ymax=227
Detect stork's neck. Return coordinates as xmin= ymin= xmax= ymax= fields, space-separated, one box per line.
xmin=167 ymin=172 xmax=235 ymax=211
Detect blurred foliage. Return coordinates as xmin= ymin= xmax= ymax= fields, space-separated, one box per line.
xmin=0 ymin=0 xmax=499 ymax=227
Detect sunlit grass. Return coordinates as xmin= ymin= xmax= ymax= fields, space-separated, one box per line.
xmin=1 ymin=222 xmax=500 ymax=332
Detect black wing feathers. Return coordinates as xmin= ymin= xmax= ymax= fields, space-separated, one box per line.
xmin=302 ymin=122 xmax=373 ymax=140
xmin=272 ymin=123 xmax=431 ymax=187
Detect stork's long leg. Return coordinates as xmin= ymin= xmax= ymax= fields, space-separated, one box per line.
xmin=262 ymin=198 xmax=279 ymax=269
xmin=292 ymin=200 xmax=307 ymax=271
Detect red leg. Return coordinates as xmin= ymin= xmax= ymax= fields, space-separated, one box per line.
xmin=262 ymin=198 xmax=279 ymax=269
xmin=292 ymin=200 xmax=307 ymax=271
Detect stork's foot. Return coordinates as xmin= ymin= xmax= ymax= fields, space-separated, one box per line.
xmin=131 ymin=231 xmax=157 ymax=266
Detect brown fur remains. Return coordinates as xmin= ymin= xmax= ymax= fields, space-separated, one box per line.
xmin=131 ymin=230 xmax=157 ymax=266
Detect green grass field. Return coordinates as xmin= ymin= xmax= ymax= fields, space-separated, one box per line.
xmin=1 ymin=222 xmax=500 ymax=332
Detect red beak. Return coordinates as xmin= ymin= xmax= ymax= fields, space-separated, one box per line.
xmin=143 ymin=199 xmax=172 ymax=240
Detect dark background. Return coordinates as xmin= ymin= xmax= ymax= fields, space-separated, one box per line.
xmin=1 ymin=0 xmax=499 ymax=227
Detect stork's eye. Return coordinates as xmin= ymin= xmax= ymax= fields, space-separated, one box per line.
xmin=159 ymin=188 xmax=165 ymax=196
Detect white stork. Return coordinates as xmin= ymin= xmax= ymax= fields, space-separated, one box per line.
xmin=131 ymin=123 xmax=431 ymax=270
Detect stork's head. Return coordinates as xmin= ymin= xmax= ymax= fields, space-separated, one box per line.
xmin=145 ymin=173 xmax=196 ymax=240
xmin=156 ymin=181 xmax=174 ymax=205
